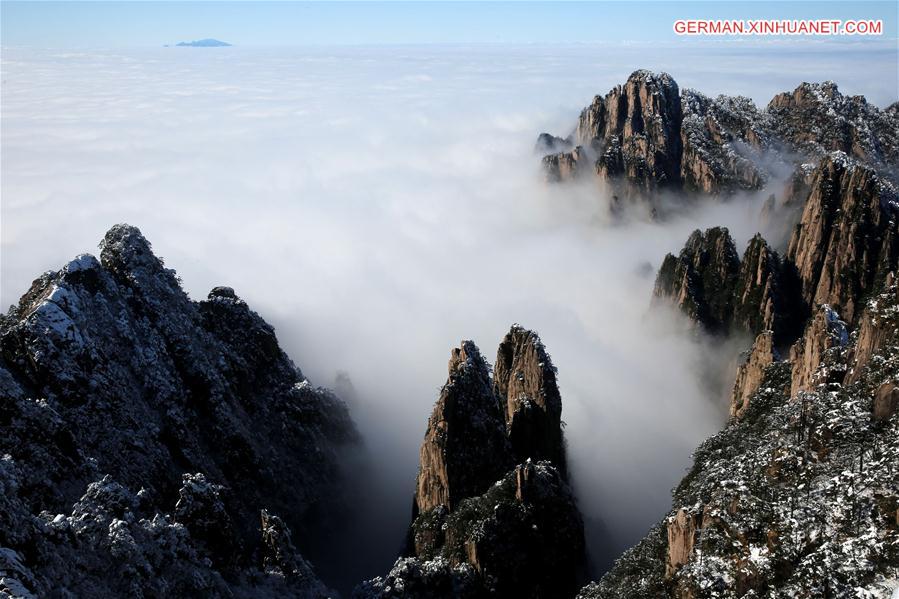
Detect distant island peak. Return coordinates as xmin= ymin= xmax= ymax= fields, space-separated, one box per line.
xmin=174 ymin=38 xmax=232 ymax=47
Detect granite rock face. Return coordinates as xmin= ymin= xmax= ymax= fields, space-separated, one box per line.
xmin=0 ymin=224 xmax=359 ymax=597
xmin=767 ymin=81 xmax=899 ymax=170
xmin=413 ymin=341 xmax=511 ymax=516
xmin=545 ymin=70 xmax=684 ymax=202
xmin=788 ymin=304 xmax=849 ymax=398
xmin=494 ymin=325 xmax=567 ymax=475
xmin=655 ymin=154 xmax=898 ymax=340
xmin=539 ymin=72 xmax=899 ymax=215
xmin=730 ymin=332 xmax=779 ymax=419
xmin=593 ymin=70 xmax=684 ymax=200
xmin=786 ymin=156 xmax=898 ymax=325
xmin=575 ymin=75 xmax=899 ymax=599
xmin=363 ymin=326 xmax=584 ymax=598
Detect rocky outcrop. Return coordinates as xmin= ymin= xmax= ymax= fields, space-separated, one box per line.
xmin=540 ymin=71 xmax=683 ymax=199
xmin=653 ymin=227 xmax=741 ymax=334
xmin=591 ymin=75 xmax=899 ymax=599
xmin=873 ymin=382 xmax=899 ymax=423
xmin=654 ymin=158 xmax=898 ymax=344
xmin=788 ymin=305 xmax=848 ymax=397
xmin=680 ymin=90 xmax=768 ymax=194
xmin=730 ymin=332 xmax=779 ymax=419
xmin=0 ymin=224 xmax=358 ymax=597
xmin=540 ymin=73 xmax=899 ymax=210
xmin=732 ymin=234 xmax=805 ymax=345
xmin=414 ymin=341 xmax=511 ymax=515
xmin=665 ymin=508 xmax=700 ymax=578
xmin=768 ymin=81 xmax=899 ymax=170
xmin=580 ymin=293 xmax=899 ymax=597
xmin=786 ymin=155 xmax=898 ymax=325
xmin=542 ymin=146 xmax=588 ymax=182
xmin=535 ymin=133 xmax=573 ymax=156
xmin=385 ymin=327 xmax=583 ymax=597
xmin=593 ymin=71 xmax=683 ymax=200
xmin=494 ymin=325 xmax=566 ymax=474
xmin=847 ymin=274 xmax=899 ymax=383
xmin=378 ymin=461 xmax=584 ymax=599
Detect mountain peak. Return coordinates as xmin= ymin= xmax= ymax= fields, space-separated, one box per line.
xmin=175 ymin=38 xmax=232 ymax=47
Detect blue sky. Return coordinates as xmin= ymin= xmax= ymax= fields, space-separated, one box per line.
xmin=2 ymin=1 xmax=897 ymax=47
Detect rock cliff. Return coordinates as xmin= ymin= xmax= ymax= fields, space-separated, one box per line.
xmin=538 ymin=71 xmax=899 ymax=215
xmin=413 ymin=341 xmax=511 ymax=516
xmin=656 ymin=149 xmax=898 ymax=414
xmin=581 ymin=75 xmax=899 ymax=598
xmin=494 ymin=326 xmax=567 ymax=475
xmin=581 ymin=276 xmax=899 ymax=597
xmin=652 ymin=227 xmax=741 ymax=335
xmin=786 ymin=155 xmax=898 ymax=325
xmin=0 ymin=225 xmax=359 ymax=598
xmin=361 ymin=327 xmax=584 ymax=597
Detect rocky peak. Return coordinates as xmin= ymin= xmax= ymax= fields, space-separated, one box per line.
xmin=733 ymin=234 xmax=806 ymax=345
xmin=768 ymin=82 xmax=899 ymax=168
xmin=0 ymin=224 xmax=358 ymax=597
xmin=535 ymin=132 xmax=573 ymax=155
xmin=99 ymin=224 xmax=181 ymax=295
xmin=653 ymin=227 xmax=740 ymax=334
xmin=414 ymin=340 xmax=510 ymax=515
xmin=574 ymin=94 xmax=607 ymax=149
xmin=494 ymin=325 xmax=566 ymax=475
xmin=540 ymin=73 xmax=899 ymax=211
xmin=596 ymin=70 xmax=683 ymax=198
xmin=399 ymin=328 xmax=581 ymax=596
xmin=655 ymin=227 xmax=810 ymax=346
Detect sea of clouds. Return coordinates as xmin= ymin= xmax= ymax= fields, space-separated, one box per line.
xmin=2 ymin=39 xmax=896 ymax=590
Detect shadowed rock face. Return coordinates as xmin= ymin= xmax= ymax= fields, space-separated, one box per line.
xmin=364 ymin=461 xmax=585 ymax=599
xmin=655 ymin=156 xmax=899 ymax=346
xmin=788 ymin=305 xmax=849 ymax=398
xmin=376 ymin=327 xmax=583 ymax=598
xmin=0 ymin=224 xmax=358 ymax=598
xmin=652 ymin=227 xmax=741 ymax=335
xmin=414 ymin=341 xmax=511 ymax=515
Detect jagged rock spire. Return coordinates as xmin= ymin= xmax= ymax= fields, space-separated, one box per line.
xmin=494 ymin=325 xmax=567 ymax=474
xmin=414 ymin=340 xmax=511 ymax=514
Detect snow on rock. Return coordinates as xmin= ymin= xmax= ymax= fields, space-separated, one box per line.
xmin=0 ymin=224 xmax=359 ymax=598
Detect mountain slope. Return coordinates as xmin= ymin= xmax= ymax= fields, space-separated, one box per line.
xmin=579 ymin=278 xmax=899 ymax=597
xmin=0 ymin=225 xmax=358 ymax=598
